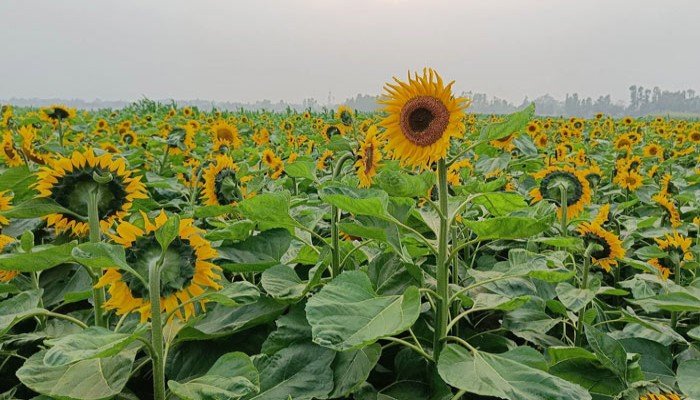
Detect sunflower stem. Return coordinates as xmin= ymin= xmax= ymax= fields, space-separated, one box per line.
xmin=87 ymin=189 xmax=106 ymax=328
xmin=433 ymin=159 xmax=450 ymax=362
xmin=57 ymin=118 xmax=64 ymax=148
xmin=330 ymin=153 xmax=354 ymax=278
xmin=158 ymin=146 xmax=170 ymax=176
xmin=558 ymin=184 xmax=568 ymax=237
xmin=670 ymin=253 xmax=682 ymax=330
xmin=149 ymin=255 xmax=167 ymax=400
xmin=575 ymin=243 xmax=595 ymax=347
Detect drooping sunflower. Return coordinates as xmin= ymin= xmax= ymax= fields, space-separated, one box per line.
xmin=40 ymin=104 xmax=76 ymax=122
xmin=576 ymin=205 xmax=624 ymax=271
xmin=1 ymin=131 xmax=23 ymax=167
xmin=0 ymin=235 xmax=19 ymax=282
xmin=354 ymin=126 xmax=382 ymax=188
xmin=35 ymin=149 xmax=148 ymax=236
xmin=336 ymin=105 xmax=354 ymax=127
xmin=120 ymin=129 xmax=138 ymax=147
xmin=530 ymin=165 xmax=592 ymax=219
xmin=321 ymin=124 xmax=346 ymax=141
xmin=379 ymin=68 xmax=469 ymax=168
xmin=18 ymin=125 xmax=47 ymax=165
xmin=447 ymin=159 xmax=473 ymax=186
xmin=201 ymin=155 xmax=245 ymax=206
xmin=1 ymin=105 xmax=13 ymax=127
xmin=97 ymin=210 xmax=222 ymax=322
xmin=317 ymin=149 xmax=334 ymax=170
xmin=261 ymin=149 xmax=284 ymax=179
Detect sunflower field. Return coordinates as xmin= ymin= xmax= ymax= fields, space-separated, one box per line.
xmin=0 ymin=69 xmax=699 ymax=400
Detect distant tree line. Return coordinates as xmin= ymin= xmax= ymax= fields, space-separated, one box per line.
xmin=346 ymin=86 xmax=700 ymax=117
xmin=5 ymin=85 xmax=700 ymax=117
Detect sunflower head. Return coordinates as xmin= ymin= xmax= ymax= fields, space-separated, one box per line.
xmin=41 ymin=105 xmax=76 ymax=121
xmin=97 ymin=210 xmax=222 ymax=322
xmin=530 ymin=165 xmax=592 ymax=219
xmin=202 ymin=155 xmax=244 ymax=206
xmin=336 ymin=106 xmax=354 ymax=127
xmin=577 ymin=221 xmax=624 ymax=271
xmin=210 ymin=120 xmax=242 ymax=149
xmin=0 ymin=190 xmax=12 ymax=226
xmin=655 ymin=231 xmax=693 ymax=262
xmin=0 ymin=235 xmax=19 ymax=282
xmin=379 ymin=68 xmax=469 ymax=168
xmin=35 ymin=149 xmax=148 ymax=236
xmin=354 ymin=125 xmax=382 ymax=188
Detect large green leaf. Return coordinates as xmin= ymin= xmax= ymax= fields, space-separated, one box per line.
xmin=479 ymin=102 xmax=535 ymax=142
xmin=181 ymin=297 xmax=287 ymax=340
xmin=548 ymin=358 xmax=625 ymax=399
xmin=0 ymin=242 xmax=77 ymax=272
xmin=463 ymin=216 xmax=550 ymax=240
xmin=677 ymin=359 xmax=700 ymax=398
xmin=375 ymin=169 xmax=434 ymax=198
xmin=472 ymin=192 xmax=528 ymax=216
xmin=285 ymin=160 xmax=317 ymax=181
xmin=43 ymin=326 xmax=141 ymax=366
xmin=437 ymin=344 xmax=591 ymax=400
xmin=0 ymin=289 xmax=44 ymax=334
xmin=319 ymin=183 xmax=390 ymax=219
xmin=556 ymin=283 xmax=596 ymax=312
xmin=246 ymin=342 xmax=334 ymax=400
xmin=305 ymin=271 xmax=420 ymax=351
xmin=261 ymin=264 xmax=306 ymax=301
xmin=168 ymin=352 xmax=259 ymax=400
xmin=16 ymin=347 xmax=138 ymax=400
xmin=217 ymin=228 xmax=292 ymax=272
xmin=0 ymin=166 xmax=36 ymax=203
xmin=585 ymin=325 xmax=628 ymax=380
xmin=631 ymin=292 xmax=700 ymax=312
xmin=330 ymin=344 xmax=382 ymax=398
xmin=0 ymin=197 xmax=81 ymax=219
xmin=237 ymin=192 xmax=298 ymax=229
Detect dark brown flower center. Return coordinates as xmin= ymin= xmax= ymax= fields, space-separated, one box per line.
xmin=399 ymin=96 xmax=450 ymax=147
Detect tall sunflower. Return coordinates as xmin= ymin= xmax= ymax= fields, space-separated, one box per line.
xmin=201 ymin=155 xmax=245 ymax=206
xmin=97 ymin=210 xmax=222 ymax=322
xmin=639 ymin=392 xmax=681 ymax=400
xmin=1 ymin=131 xmax=23 ymax=167
xmin=336 ymin=106 xmax=354 ymax=127
xmin=354 ymin=126 xmax=382 ymax=188
xmin=35 ymin=149 xmax=148 ymax=236
xmin=379 ymin=68 xmax=469 ymax=168
xmin=576 ymin=205 xmax=624 ymax=271
xmin=530 ymin=165 xmax=592 ymax=219
xmin=40 ymin=104 xmax=76 ymax=122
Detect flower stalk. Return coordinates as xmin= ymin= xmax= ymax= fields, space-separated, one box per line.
xmin=433 ymin=159 xmax=450 ymax=361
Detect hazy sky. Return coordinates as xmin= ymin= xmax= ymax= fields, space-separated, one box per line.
xmin=1 ymin=0 xmax=699 ymax=104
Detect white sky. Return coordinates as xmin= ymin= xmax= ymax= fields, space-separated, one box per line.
xmin=1 ymin=0 xmax=699 ymax=104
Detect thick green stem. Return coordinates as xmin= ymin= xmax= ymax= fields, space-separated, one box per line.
xmin=575 ymin=252 xmax=591 ymax=347
xmin=159 ymin=146 xmax=171 ymax=176
xmin=57 ymin=119 xmax=64 ymax=148
xmin=330 ymin=153 xmax=354 ymax=277
xmin=670 ymin=253 xmax=682 ymax=330
xmin=433 ymin=159 xmax=450 ymax=361
xmin=559 ymin=184 xmax=568 ymax=237
xmin=87 ymin=189 xmax=106 ymax=328
xmin=149 ymin=257 xmax=166 ymax=400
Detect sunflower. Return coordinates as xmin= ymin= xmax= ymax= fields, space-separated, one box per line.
xmin=321 ymin=124 xmax=346 ymax=141
xmin=17 ymin=125 xmax=47 ymax=165
xmin=648 ymin=258 xmax=672 ymax=280
xmin=655 ymin=231 xmax=693 ymax=263
xmin=1 ymin=131 xmax=23 ymax=167
xmin=354 ymin=126 xmax=382 ymax=188
xmin=643 ymin=143 xmax=663 ymax=159
xmin=336 ymin=106 xmax=354 ymax=127
xmin=317 ymin=149 xmax=334 ymax=170
xmin=576 ymin=205 xmax=624 ymax=271
xmin=261 ymin=149 xmax=284 ymax=179
xmin=41 ymin=104 xmax=76 ymax=122
xmin=582 ymin=163 xmax=603 ymax=187
xmin=614 ymin=169 xmax=644 ymax=191
xmin=652 ymin=192 xmax=681 ymax=228
xmin=0 ymin=191 xmax=12 ymax=226
xmin=96 ymin=210 xmax=222 ymax=322
xmin=1 ymin=105 xmax=12 ymax=127
xmin=201 ymin=155 xmax=245 ymax=206
xmin=35 ymin=149 xmax=148 ymax=236
xmin=447 ymin=159 xmax=473 ymax=186
xmin=534 ymin=134 xmax=549 ymax=148
xmin=210 ymin=120 xmax=242 ymax=149
xmin=530 ymin=165 xmax=592 ymax=219
xmin=640 ymin=392 xmax=682 ymax=400
xmin=379 ymin=68 xmax=469 ymax=168
xmin=0 ymin=235 xmax=19 ymax=282
xmin=252 ymin=128 xmax=270 ymax=146
xmin=689 ymin=130 xmax=700 ymax=144
xmin=120 ymin=129 xmax=138 ymax=146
